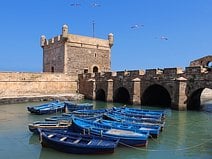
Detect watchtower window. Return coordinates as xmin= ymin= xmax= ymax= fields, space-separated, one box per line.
xmin=51 ymin=66 xmax=54 ymax=72
xmin=93 ymin=66 xmax=98 ymax=73
xmin=84 ymin=69 xmax=88 ymax=73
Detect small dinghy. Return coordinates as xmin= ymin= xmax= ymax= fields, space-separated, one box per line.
xmin=39 ymin=129 xmax=119 ymax=154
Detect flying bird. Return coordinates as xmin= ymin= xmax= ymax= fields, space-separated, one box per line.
xmin=130 ymin=24 xmax=144 ymax=29
xmin=160 ymin=36 xmax=168 ymax=40
xmin=155 ymin=36 xmax=168 ymax=40
xmin=91 ymin=3 xmax=101 ymax=7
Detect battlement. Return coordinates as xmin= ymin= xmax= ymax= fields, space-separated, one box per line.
xmin=41 ymin=24 xmax=113 ymax=50
xmin=40 ymin=35 xmax=63 ymax=47
xmin=185 ymin=66 xmax=208 ymax=74
xmin=79 ymin=67 xmax=189 ymax=81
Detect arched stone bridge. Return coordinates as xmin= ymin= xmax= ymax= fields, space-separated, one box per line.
xmin=79 ymin=65 xmax=212 ymax=110
xmin=79 ymin=56 xmax=212 ymax=110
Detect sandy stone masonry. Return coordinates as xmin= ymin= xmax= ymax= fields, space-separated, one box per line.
xmin=0 ymin=72 xmax=78 ymax=98
xmin=79 ymin=65 xmax=212 ymax=110
xmin=41 ymin=24 xmax=113 ymax=75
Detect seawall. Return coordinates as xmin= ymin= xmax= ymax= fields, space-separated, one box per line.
xmin=0 ymin=72 xmax=81 ymax=104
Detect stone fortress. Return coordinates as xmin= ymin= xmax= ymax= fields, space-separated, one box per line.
xmin=0 ymin=25 xmax=211 ymax=110
xmin=41 ymin=24 xmax=113 ymax=75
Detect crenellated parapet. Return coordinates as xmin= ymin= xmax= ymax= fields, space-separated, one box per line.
xmin=79 ymin=66 xmax=211 ymax=83
xmin=40 ymin=35 xmax=63 ymax=48
xmin=42 ymin=24 xmax=113 ymax=74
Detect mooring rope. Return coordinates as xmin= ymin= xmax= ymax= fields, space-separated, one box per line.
xmin=119 ymin=138 xmax=212 ymax=152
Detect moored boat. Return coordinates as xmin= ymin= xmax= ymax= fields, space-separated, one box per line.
xmin=27 ymin=101 xmax=65 ymax=115
xmin=97 ymin=119 xmax=161 ymax=138
xmin=64 ymin=102 xmax=93 ymax=112
xmin=113 ymin=106 xmax=165 ymax=118
xmin=73 ymin=108 xmax=109 ymax=115
xmin=103 ymin=112 xmax=165 ymax=131
xmin=28 ymin=120 xmax=71 ymax=134
xmin=71 ymin=117 xmax=149 ymax=147
xmin=39 ymin=129 xmax=119 ymax=154
xmin=108 ymin=111 xmax=164 ymax=124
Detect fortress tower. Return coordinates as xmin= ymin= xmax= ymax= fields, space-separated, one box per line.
xmin=40 ymin=24 xmax=114 ymax=75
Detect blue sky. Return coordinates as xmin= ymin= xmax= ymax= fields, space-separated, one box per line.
xmin=0 ymin=0 xmax=211 ymax=72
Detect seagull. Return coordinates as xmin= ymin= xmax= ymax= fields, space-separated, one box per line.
xmin=91 ymin=3 xmax=101 ymax=7
xmin=155 ymin=36 xmax=168 ymax=40
xmin=160 ymin=36 xmax=168 ymax=40
xmin=130 ymin=24 xmax=144 ymax=29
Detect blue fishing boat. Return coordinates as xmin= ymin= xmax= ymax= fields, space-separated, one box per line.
xmin=71 ymin=117 xmax=149 ymax=147
xmin=112 ymin=108 xmax=163 ymax=120
xmin=98 ymin=119 xmax=161 ymax=138
xmin=28 ymin=120 xmax=71 ymax=134
xmin=73 ymin=108 xmax=109 ymax=115
xmin=109 ymin=111 xmax=164 ymax=124
xmin=45 ymin=113 xmax=102 ymax=121
xmin=39 ymin=129 xmax=119 ymax=154
xmin=114 ymin=106 xmax=165 ymax=118
xmin=27 ymin=101 xmax=65 ymax=115
xmin=64 ymin=102 xmax=93 ymax=112
xmin=103 ymin=112 xmax=165 ymax=131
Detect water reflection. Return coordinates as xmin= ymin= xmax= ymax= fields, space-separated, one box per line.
xmin=29 ymin=134 xmax=40 ymax=145
xmin=202 ymin=100 xmax=212 ymax=112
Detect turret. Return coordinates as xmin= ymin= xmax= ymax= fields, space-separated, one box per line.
xmin=62 ymin=24 xmax=68 ymax=39
xmin=40 ymin=35 xmax=46 ymax=47
xmin=108 ymin=33 xmax=114 ymax=48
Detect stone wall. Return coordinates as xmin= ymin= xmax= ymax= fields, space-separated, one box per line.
xmin=189 ymin=55 xmax=212 ymax=67
xmin=0 ymin=72 xmax=78 ymax=97
xmin=78 ymin=66 xmax=211 ymax=110
xmin=42 ymin=36 xmax=65 ymax=73
xmin=41 ymin=25 xmax=113 ymax=76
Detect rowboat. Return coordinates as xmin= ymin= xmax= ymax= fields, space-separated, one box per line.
xmin=64 ymin=102 xmax=93 ymax=112
xmin=28 ymin=120 xmax=71 ymax=134
xmin=27 ymin=101 xmax=65 ymax=115
xmin=112 ymin=108 xmax=163 ymax=121
xmin=45 ymin=115 xmax=73 ymax=121
xmin=71 ymin=117 xmax=149 ymax=147
xmin=103 ymin=112 xmax=165 ymax=131
xmin=39 ymin=129 xmax=119 ymax=154
xmin=45 ymin=113 xmax=102 ymax=121
xmin=108 ymin=111 xmax=164 ymax=124
xmin=73 ymin=108 xmax=109 ymax=115
xmin=113 ymin=106 xmax=165 ymax=118
xmin=98 ymin=119 xmax=161 ymax=138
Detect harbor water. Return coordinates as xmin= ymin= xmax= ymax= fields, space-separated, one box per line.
xmin=0 ymin=100 xmax=211 ymax=159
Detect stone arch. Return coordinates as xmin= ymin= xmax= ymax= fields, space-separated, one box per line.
xmin=187 ymin=88 xmax=212 ymax=110
xmin=93 ymin=66 xmax=99 ymax=73
xmin=207 ymin=61 xmax=212 ymax=68
xmin=96 ymin=89 xmax=106 ymax=101
xmin=141 ymin=84 xmax=171 ymax=107
xmin=113 ymin=87 xmax=131 ymax=104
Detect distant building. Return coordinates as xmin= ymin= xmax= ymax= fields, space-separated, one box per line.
xmin=190 ymin=55 xmax=212 ymax=68
xmin=40 ymin=24 xmax=114 ymax=75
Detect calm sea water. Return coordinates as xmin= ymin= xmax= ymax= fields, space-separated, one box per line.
xmin=0 ymin=100 xmax=211 ymax=159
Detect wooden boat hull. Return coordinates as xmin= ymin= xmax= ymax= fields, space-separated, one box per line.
xmin=27 ymin=101 xmax=66 ymax=115
xmin=103 ymin=112 xmax=165 ymax=131
xmin=64 ymin=102 xmax=93 ymax=112
xmin=28 ymin=121 xmax=71 ymax=134
xmin=39 ymin=129 xmax=119 ymax=154
xmin=71 ymin=117 xmax=149 ymax=147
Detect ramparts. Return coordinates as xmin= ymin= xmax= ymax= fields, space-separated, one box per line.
xmin=0 ymin=72 xmax=80 ymax=104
